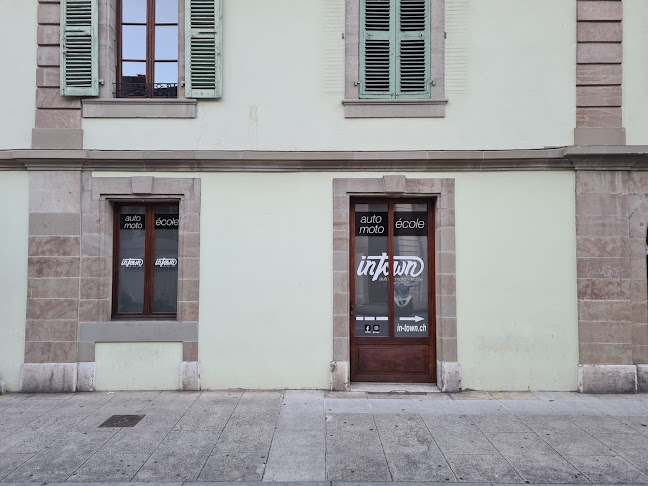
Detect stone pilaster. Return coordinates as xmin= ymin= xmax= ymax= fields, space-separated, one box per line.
xmin=32 ymin=0 xmax=83 ymax=149
xmin=575 ymin=0 xmax=625 ymax=146
xmin=576 ymin=170 xmax=648 ymax=393
xmin=21 ymin=171 xmax=82 ymax=392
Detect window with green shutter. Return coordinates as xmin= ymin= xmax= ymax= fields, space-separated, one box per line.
xmin=185 ymin=0 xmax=222 ymax=99
xmin=60 ymin=0 xmax=98 ymax=97
xmin=360 ymin=0 xmax=430 ymax=99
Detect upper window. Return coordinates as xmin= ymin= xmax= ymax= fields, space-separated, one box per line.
xmin=118 ymin=0 xmax=179 ymax=98
xmin=360 ymin=0 xmax=430 ymax=99
xmin=113 ymin=202 xmax=180 ymax=318
xmin=343 ymin=0 xmax=445 ymax=117
xmin=60 ymin=0 xmax=223 ymax=100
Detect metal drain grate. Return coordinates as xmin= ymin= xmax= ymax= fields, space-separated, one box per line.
xmin=99 ymin=415 xmax=145 ymax=427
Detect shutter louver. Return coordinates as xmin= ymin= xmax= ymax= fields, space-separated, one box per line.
xmin=185 ymin=0 xmax=222 ymax=99
xmin=396 ymin=0 xmax=430 ymax=98
xmin=360 ymin=0 xmax=394 ymax=98
xmin=60 ymin=0 xmax=98 ymax=96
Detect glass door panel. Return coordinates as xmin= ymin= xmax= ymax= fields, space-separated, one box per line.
xmin=354 ymin=203 xmax=389 ymax=337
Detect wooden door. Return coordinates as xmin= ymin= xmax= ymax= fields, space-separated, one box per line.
xmin=350 ymin=199 xmax=436 ymax=383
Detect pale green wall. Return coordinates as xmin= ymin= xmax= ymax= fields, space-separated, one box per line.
xmin=0 ymin=0 xmax=36 ymax=149
xmin=94 ymin=171 xmax=578 ymax=391
xmin=624 ymin=0 xmax=648 ymax=145
xmin=0 ymin=173 xmax=29 ymax=391
xmin=454 ymin=172 xmax=578 ymax=391
xmin=95 ymin=342 xmax=183 ymax=390
xmin=83 ymin=0 xmax=575 ymax=151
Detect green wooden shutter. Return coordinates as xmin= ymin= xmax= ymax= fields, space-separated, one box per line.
xmin=60 ymin=0 xmax=98 ymax=96
xmin=395 ymin=0 xmax=430 ymax=98
xmin=360 ymin=0 xmax=395 ymax=98
xmin=185 ymin=0 xmax=222 ymax=99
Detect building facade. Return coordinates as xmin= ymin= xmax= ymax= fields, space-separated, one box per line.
xmin=0 ymin=0 xmax=646 ymax=393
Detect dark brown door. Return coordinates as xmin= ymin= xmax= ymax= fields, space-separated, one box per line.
xmin=350 ymin=199 xmax=436 ymax=383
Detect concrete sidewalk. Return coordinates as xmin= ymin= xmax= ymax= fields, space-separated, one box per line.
xmin=1 ymin=390 xmax=648 ymax=484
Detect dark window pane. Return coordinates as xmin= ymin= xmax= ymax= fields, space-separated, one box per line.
xmin=154 ymin=26 xmax=178 ymax=60
xmin=152 ymin=206 xmax=179 ymax=314
xmin=122 ymin=25 xmax=146 ymax=60
xmin=154 ymin=62 xmax=178 ymax=84
xmin=354 ymin=204 xmax=389 ymax=337
xmin=155 ymin=0 xmax=178 ymax=23
xmin=122 ymin=0 xmax=146 ymax=23
xmin=117 ymin=206 xmax=146 ymax=314
xmin=393 ymin=204 xmax=429 ymax=337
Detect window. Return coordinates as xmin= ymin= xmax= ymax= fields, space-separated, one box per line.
xmin=360 ymin=0 xmax=430 ymax=99
xmin=343 ymin=0 xmax=446 ymax=117
xmin=118 ymin=0 xmax=180 ymax=98
xmin=112 ymin=202 xmax=180 ymax=318
xmin=61 ymin=0 xmax=223 ymax=101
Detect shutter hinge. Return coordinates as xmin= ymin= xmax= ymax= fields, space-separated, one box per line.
xmin=350 ymin=301 xmax=354 ymax=316
xmin=354 ymin=80 xmax=360 ymax=87
xmin=99 ymin=79 xmax=104 ymax=85
xmin=444 ymin=31 xmax=447 ymax=39
xmin=430 ymin=80 xmax=436 ymax=86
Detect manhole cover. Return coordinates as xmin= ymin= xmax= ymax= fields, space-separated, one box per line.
xmin=99 ymin=415 xmax=145 ymax=427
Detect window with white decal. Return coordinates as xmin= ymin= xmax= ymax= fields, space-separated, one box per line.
xmin=113 ymin=202 xmax=180 ymax=317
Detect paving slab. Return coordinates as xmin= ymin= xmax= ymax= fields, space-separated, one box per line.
xmin=444 ymin=453 xmax=523 ymax=483
xmin=66 ymin=453 xmax=150 ymax=482
xmin=470 ymin=414 xmax=532 ymax=433
xmin=541 ymin=432 xmax=615 ymax=456
xmin=486 ymin=432 xmax=557 ymax=456
xmin=133 ymin=452 xmax=209 ymax=482
xmin=213 ymin=412 xmax=278 ymax=453
xmin=97 ymin=427 xmax=169 ymax=455
xmin=565 ymin=455 xmax=648 ymax=484
xmin=326 ymin=452 xmax=391 ymax=481
xmin=197 ymin=453 xmax=268 ymax=481
xmin=502 ymin=452 xmax=590 ymax=483
xmin=0 ymin=455 xmax=34 ymax=482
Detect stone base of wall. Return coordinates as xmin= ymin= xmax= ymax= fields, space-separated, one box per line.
xmin=330 ymin=360 xmax=350 ymax=391
xmin=180 ymin=361 xmax=201 ymax=391
xmin=20 ymin=363 xmax=77 ymax=392
xmin=77 ymin=362 xmax=96 ymax=392
xmin=638 ymin=365 xmax=648 ymax=393
xmin=579 ymin=364 xmax=637 ymax=393
xmin=437 ymin=361 xmax=462 ymax=392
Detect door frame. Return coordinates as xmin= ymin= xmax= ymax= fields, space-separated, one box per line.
xmin=349 ymin=197 xmax=437 ymax=383
xmin=331 ymin=176 xmax=461 ymax=392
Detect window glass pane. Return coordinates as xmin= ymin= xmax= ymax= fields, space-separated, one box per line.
xmin=154 ymin=62 xmax=178 ymax=84
xmin=122 ymin=0 xmax=146 ymax=23
xmin=152 ymin=206 xmax=179 ymax=314
xmin=155 ymin=0 xmax=178 ymax=23
xmin=122 ymin=25 xmax=146 ymax=60
xmin=154 ymin=26 xmax=178 ymax=60
xmin=117 ymin=206 xmax=146 ymax=314
xmin=393 ymin=203 xmax=429 ymax=337
xmin=354 ymin=204 xmax=389 ymax=337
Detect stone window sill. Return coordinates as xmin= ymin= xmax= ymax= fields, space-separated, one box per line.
xmin=342 ymin=98 xmax=448 ymax=118
xmin=82 ymin=98 xmax=198 ymax=119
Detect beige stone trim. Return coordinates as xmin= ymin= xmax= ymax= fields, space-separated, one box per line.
xmin=331 ymin=176 xmax=458 ymax=391
xmin=575 ymin=128 xmax=626 ymax=146
xmin=575 ymin=170 xmax=648 ymax=370
xmin=342 ymin=99 xmax=447 ymax=118
xmin=31 ymin=129 xmax=83 ymax=150
xmin=344 ymin=0 xmax=446 ymax=117
xmin=5 ymin=148 xmax=648 ymax=172
xmin=575 ymin=0 xmax=624 ymax=145
xmin=82 ymin=99 xmax=198 ymax=118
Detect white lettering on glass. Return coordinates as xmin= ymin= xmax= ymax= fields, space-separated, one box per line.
xmin=155 ymin=217 xmax=179 ymax=227
xmin=121 ymin=258 xmax=144 ymax=267
xmin=356 ymin=253 xmax=424 ymax=281
xmin=155 ymin=258 xmax=178 ymax=268
xmin=395 ymin=218 xmax=425 ymax=229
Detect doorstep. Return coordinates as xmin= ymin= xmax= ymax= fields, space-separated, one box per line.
xmin=350 ymin=382 xmax=441 ymax=393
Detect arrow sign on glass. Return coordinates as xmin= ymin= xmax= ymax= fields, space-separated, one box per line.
xmin=399 ymin=316 xmax=424 ymax=323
